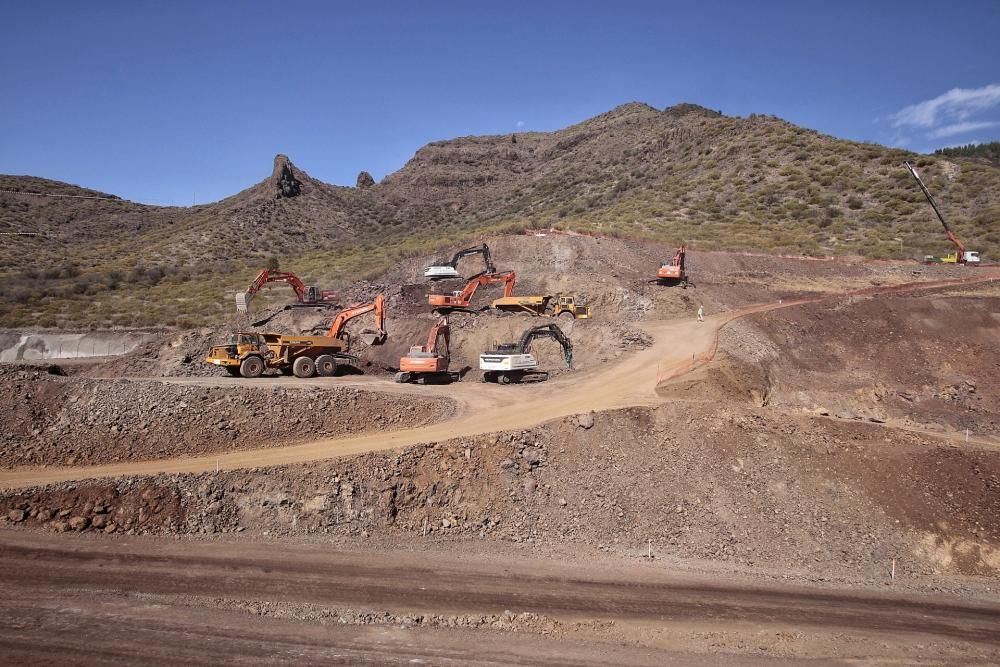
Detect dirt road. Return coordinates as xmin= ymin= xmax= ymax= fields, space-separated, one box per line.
xmin=1 ymin=532 xmax=997 ymax=665
xmin=1 ymin=273 xmax=996 ymax=490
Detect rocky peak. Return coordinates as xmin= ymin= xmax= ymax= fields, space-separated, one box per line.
xmin=271 ymin=154 xmax=302 ymax=199
xmin=356 ymin=171 xmax=375 ymax=188
xmin=662 ymin=103 xmax=724 ymax=119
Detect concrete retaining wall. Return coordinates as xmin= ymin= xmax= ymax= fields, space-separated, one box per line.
xmin=0 ymin=331 xmax=156 ymax=362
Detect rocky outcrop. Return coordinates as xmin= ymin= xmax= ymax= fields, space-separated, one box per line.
xmin=356 ymin=171 xmax=375 ymax=188
xmin=271 ymin=154 xmax=302 ymax=198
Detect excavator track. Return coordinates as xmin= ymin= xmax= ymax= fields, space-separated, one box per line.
xmin=481 ymin=369 xmax=550 ymax=384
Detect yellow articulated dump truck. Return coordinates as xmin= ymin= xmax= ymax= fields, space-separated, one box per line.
xmin=206 ymin=294 xmax=387 ymax=378
xmin=490 ymin=293 xmax=592 ymax=319
xmin=205 ymin=332 xmax=354 ymax=378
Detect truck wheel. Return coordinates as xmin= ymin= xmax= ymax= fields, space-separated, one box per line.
xmin=292 ymin=356 xmax=316 ymax=378
xmin=239 ymin=356 xmax=264 ymax=378
xmin=315 ymin=355 xmax=338 ymax=377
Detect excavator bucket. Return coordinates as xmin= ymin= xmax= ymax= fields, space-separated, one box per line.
xmin=235 ymin=291 xmax=253 ymax=313
xmin=359 ymin=329 xmax=387 ymax=346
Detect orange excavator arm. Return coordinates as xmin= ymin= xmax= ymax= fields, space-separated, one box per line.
xmin=423 ymin=317 xmax=450 ymax=357
xmin=673 ymin=245 xmax=686 ymax=269
xmin=428 ymin=271 xmax=516 ymax=308
xmin=325 ymin=293 xmax=387 ymax=344
xmin=498 ymin=271 xmax=516 ymax=297
xmin=425 ymin=317 xmax=451 ymax=357
xmin=247 ymin=269 xmax=309 ymax=301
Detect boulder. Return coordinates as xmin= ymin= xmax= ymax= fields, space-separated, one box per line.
xmin=68 ymin=516 xmax=90 ymax=531
xmin=576 ymin=412 xmax=595 ymax=429
xmin=356 ymin=171 xmax=375 ymax=188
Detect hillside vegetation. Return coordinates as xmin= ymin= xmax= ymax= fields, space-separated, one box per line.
xmin=935 ymin=141 xmax=1000 ymax=168
xmin=2 ymin=102 xmax=999 ymax=328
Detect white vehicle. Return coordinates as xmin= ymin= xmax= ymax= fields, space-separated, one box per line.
xmin=423 ymin=243 xmax=494 ymax=279
xmin=423 ymin=265 xmax=462 ymax=279
xmin=479 ymin=324 xmax=572 ymax=384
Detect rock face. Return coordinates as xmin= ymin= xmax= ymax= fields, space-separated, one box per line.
xmin=271 ymin=154 xmax=302 ymax=199
xmin=356 ymin=171 xmax=375 ymax=188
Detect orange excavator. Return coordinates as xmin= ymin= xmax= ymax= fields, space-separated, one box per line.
xmin=395 ymin=317 xmax=460 ymax=384
xmin=236 ymin=268 xmax=337 ymax=313
xmin=322 ymin=293 xmax=388 ymax=348
xmin=428 ymin=271 xmax=516 ymax=314
xmin=656 ymin=246 xmax=689 ymax=286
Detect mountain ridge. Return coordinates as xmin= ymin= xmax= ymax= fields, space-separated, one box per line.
xmin=2 ymin=101 xmax=998 ymax=327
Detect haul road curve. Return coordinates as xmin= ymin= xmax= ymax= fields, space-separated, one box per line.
xmin=0 ymin=272 xmax=997 ymax=490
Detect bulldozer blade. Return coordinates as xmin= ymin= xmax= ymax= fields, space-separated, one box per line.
xmin=359 ymin=330 xmax=387 ymax=346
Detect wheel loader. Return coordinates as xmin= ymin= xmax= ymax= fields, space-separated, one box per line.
xmin=205 ymin=294 xmax=387 ymax=378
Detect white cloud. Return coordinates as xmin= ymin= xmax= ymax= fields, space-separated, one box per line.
xmin=516 ymin=120 xmax=525 ymax=128
xmin=928 ymin=120 xmax=1000 ymax=139
xmin=889 ymin=84 xmax=1000 ymax=129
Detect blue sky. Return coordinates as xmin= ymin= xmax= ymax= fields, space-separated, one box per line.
xmin=1 ymin=1 xmax=998 ymax=205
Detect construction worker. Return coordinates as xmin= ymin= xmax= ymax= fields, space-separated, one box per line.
xmin=697 ymin=305 xmax=704 ymax=322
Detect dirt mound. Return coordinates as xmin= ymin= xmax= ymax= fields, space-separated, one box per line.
xmin=717 ymin=287 xmax=1000 ymax=434
xmin=0 ymin=366 xmax=452 ymax=467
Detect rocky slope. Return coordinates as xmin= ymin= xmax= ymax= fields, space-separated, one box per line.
xmin=3 ymin=102 xmax=999 ymax=328
xmin=0 ymin=364 xmax=453 ymax=467
xmin=4 ymin=402 xmax=998 ymax=580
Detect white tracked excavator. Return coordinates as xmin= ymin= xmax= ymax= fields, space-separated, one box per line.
xmin=479 ymin=323 xmax=573 ymax=384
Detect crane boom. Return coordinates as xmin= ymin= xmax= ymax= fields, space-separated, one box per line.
xmin=904 ymin=161 xmax=968 ymax=260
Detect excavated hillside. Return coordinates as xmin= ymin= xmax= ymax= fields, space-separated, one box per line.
xmin=2 ymin=102 xmax=999 ymax=328
xmin=77 ymin=232 xmax=957 ymax=382
xmin=3 ymin=234 xmax=998 ymax=586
